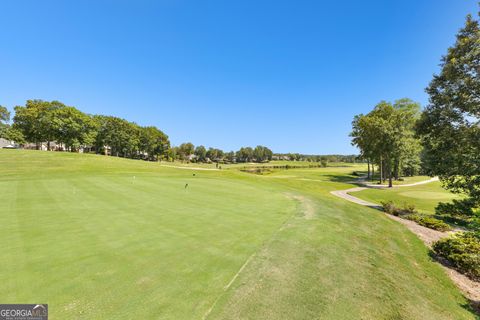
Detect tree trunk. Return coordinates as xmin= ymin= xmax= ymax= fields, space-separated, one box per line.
xmin=394 ymin=159 xmax=399 ymax=180
xmin=47 ymin=141 xmax=51 ymax=151
xmin=371 ymin=164 xmax=375 ymax=181
xmin=379 ymin=157 xmax=383 ymax=184
xmin=367 ymin=159 xmax=371 ymax=180
xmin=383 ymin=160 xmax=387 ymax=182
xmin=388 ymin=166 xmax=393 ymax=187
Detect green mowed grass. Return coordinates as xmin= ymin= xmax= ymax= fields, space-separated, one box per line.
xmin=367 ymin=175 xmax=434 ymax=186
xmin=0 ymin=150 xmax=477 ymax=319
xmin=352 ymin=181 xmax=460 ymax=214
xmin=1 ymin=151 xmax=296 ymax=318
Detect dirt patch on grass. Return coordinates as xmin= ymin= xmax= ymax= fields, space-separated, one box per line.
xmin=284 ymin=193 xmax=316 ymax=219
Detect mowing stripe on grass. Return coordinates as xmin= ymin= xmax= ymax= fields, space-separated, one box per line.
xmin=202 ymin=193 xmax=310 ymax=320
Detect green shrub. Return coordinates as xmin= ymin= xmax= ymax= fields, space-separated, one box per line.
xmin=402 ymin=203 xmax=417 ymax=214
xmin=381 ymin=201 xmax=401 ymax=215
xmin=436 ymin=198 xmax=477 ymax=217
xmin=406 ymin=214 xmax=451 ymax=231
xmin=432 ymin=232 xmax=480 ymax=280
xmin=381 ymin=201 xmax=416 ymax=217
xmin=381 ymin=202 xmax=451 ymax=230
xmin=471 ymin=219 xmax=480 ymax=231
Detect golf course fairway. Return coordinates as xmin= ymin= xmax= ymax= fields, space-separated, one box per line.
xmin=0 ymin=150 xmax=476 ymax=319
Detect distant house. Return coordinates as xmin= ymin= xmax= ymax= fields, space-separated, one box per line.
xmin=0 ymin=138 xmax=16 ymax=149
xmin=23 ymin=141 xmax=63 ymax=151
xmin=272 ymin=155 xmax=289 ymax=161
xmin=23 ymin=142 xmax=46 ymax=150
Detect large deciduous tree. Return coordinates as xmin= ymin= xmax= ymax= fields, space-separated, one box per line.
xmin=178 ymin=142 xmax=195 ymax=161
xmin=236 ymin=147 xmax=254 ymax=162
xmin=206 ymin=147 xmax=224 ymax=162
xmin=351 ymin=99 xmax=422 ymax=187
xmin=253 ymin=145 xmax=273 ymax=162
xmin=139 ymin=126 xmax=170 ymax=161
xmin=0 ymin=105 xmax=10 ymax=124
xmin=50 ymin=106 xmax=97 ymax=151
xmin=13 ymin=100 xmax=65 ymax=149
xmin=0 ymin=105 xmax=10 ymax=139
xmin=95 ymin=116 xmax=140 ymax=157
xmin=391 ymin=99 xmax=422 ymax=179
xmin=0 ymin=105 xmax=25 ymax=144
xmin=416 ymin=12 xmax=480 ymax=213
xmin=194 ymin=145 xmax=207 ymax=162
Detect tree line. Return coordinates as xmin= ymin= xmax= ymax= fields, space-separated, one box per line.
xmin=168 ymin=143 xmax=273 ymax=163
xmin=0 ymin=100 xmax=274 ymax=163
xmin=273 ymin=153 xmax=359 ymax=163
xmin=0 ymin=100 xmax=170 ymax=161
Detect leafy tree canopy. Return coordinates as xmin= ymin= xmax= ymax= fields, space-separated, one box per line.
xmin=416 ymin=11 xmax=480 ymax=207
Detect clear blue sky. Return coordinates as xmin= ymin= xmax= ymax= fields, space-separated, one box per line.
xmin=0 ymin=1 xmax=477 ymax=154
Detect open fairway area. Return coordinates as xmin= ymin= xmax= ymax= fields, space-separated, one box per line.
xmin=0 ymin=150 xmax=477 ymax=319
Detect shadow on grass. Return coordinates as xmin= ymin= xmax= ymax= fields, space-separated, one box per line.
xmin=465 ymin=300 xmax=480 ymax=319
xmin=367 ymin=204 xmax=385 ymax=211
xmin=322 ymin=174 xmax=365 ymax=184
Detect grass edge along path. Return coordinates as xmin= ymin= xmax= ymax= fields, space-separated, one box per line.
xmin=331 ymin=180 xmax=480 ymax=310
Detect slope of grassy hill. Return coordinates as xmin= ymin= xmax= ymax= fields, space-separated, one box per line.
xmin=0 ymin=150 xmax=476 ymax=319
